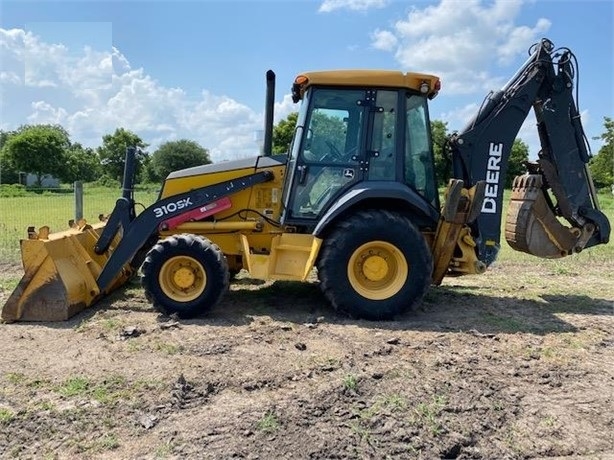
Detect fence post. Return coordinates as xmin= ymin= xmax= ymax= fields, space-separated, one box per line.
xmin=74 ymin=181 xmax=83 ymax=221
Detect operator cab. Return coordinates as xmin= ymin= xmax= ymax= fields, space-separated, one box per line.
xmin=280 ymin=71 xmax=440 ymax=229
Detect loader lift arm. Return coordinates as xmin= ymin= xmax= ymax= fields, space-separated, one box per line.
xmin=448 ymin=38 xmax=610 ymax=266
xmin=93 ymin=147 xmax=274 ymax=294
xmin=94 ymin=146 xmax=139 ymax=256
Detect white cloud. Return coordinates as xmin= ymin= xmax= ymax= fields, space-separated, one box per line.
xmin=371 ymin=29 xmax=397 ymax=51
xmin=27 ymin=100 xmax=68 ymax=125
xmin=23 ymin=30 xmax=68 ymax=88
xmin=0 ymin=27 xmax=283 ymax=162
xmin=0 ymin=71 xmax=21 ymax=85
xmin=273 ymin=94 xmax=297 ymax=124
xmin=61 ymin=47 xmax=113 ymax=94
xmin=439 ymin=103 xmax=481 ymax=132
xmin=372 ymin=0 xmax=551 ymax=94
xmin=319 ymin=0 xmax=387 ymax=13
xmin=0 ymin=28 xmax=26 ymax=63
xmin=497 ymin=18 xmax=551 ymax=65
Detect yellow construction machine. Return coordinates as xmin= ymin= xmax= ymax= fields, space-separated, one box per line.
xmin=2 ymin=38 xmax=610 ymax=322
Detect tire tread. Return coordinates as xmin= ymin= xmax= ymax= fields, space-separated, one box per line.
xmin=318 ymin=210 xmax=433 ymax=320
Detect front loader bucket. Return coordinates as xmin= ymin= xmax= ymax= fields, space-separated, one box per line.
xmin=1 ymin=222 xmax=134 ymax=322
xmin=505 ymin=175 xmax=582 ymax=258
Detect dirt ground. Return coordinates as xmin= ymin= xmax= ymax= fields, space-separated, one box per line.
xmin=0 ymin=257 xmax=613 ymax=460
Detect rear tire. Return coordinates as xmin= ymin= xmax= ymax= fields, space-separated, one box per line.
xmin=141 ymin=234 xmax=229 ymax=318
xmin=317 ymin=210 xmax=432 ymax=320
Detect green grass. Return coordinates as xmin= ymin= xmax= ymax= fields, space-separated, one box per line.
xmin=542 ymin=415 xmax=557 ymax=427
xmin=91 ymin=376 xmax=130 ymax=404
xmin=55 ymin=374 xmax=135 ymax=405
xmin=58 ymin=376 xmax=90 ymax=397
xmin=349 ymin=393 xmax=411 ymax=446
xmin=71 ymin=432 xmax=121 ymax=454
xmin=152 ymin=341 xmax=184 ymax=355
xmin=411 ymin=395 xmax=448 ymax=436
xmin=97 ymin=433 xmax=120 ymax=450
xmin=0 ymin=408 xmax=14 ymax=424
xmin=0 ymin=276 xmax=21 ymax=293
xmin=5 ymin=372 xmax=27 ymax=385
xmin=154 ymin=441 xmax=177 ymax=458
xmin=256 ymin=411 xmax=280 ymax=432
xmin=0 ymin=185 xmax=158 ymax=263
xmin=4 ymin=372 xmax=51 ymax=390
xmin=380 ymin=393 xmax=408 ymax=412
xmin=342 ymin=373 xmax=359 ymax=392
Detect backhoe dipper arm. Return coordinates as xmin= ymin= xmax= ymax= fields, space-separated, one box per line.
xmin=448 ymin=38 xmax=610 ymax=265
xmin=532 ymin=50 xmax=610 ymax=250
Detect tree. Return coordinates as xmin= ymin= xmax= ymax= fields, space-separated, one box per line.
xmin=310 ymin=111 xmax=347 ymax=153
xmin=97 ymin=128 xmax=148 ymax=182
xmin=272 ymin=112 xmax=298 ymax=154
xmin=60 ymin=143 xmax=102 ymax=184
xmin=431 ymin=120 xmax=450 ymax=187
xmin=589 ymin=117 xmax=613 ymax=189
xmin=506 ymin=138 xmax=529 ymax=187
xmin=149 ymin=139 xmax=211 ymax=182
xmin=271 ymin=111 xmax=346 ymax=155
xmin=0 ymin=130 xmax=9 ymax=151
xmin=2 ymin=124 xmax=70 ymax=186
xmin=0 ymin=130 xmax=20 ymax=184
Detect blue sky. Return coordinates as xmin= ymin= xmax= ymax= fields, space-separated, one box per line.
xmin=0 ymin=0 xmax=612 ymax=161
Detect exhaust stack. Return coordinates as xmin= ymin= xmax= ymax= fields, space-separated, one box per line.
xmin=263 ymin=70 xmax=275 ymax=156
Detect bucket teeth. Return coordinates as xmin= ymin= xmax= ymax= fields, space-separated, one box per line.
xmin=505 ymin=174 xmax=581 ymax=258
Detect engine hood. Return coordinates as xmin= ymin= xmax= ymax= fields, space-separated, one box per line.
xmin=166 ymin=154 xmax=288 ymax=180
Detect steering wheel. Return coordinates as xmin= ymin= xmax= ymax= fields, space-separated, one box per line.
xmin=324 ymin=141 xmax=343 ymax=161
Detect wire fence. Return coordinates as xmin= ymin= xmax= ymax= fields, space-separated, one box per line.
xmin=0 ymin=183 xmax=158 ymax=264
xmin=3 ymin=182 xmax=612 ymax=267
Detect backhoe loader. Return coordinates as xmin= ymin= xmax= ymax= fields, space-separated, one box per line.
xmin=2 ymin=38 xmax=610 ymax=322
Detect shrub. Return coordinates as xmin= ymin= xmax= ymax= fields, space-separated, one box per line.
xmin=0 ymin=184 xmax=27 ymax=197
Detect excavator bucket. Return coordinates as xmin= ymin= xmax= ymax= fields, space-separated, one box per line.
xmin=505 ymin=175 xmax=583 ymax=258
xmin=1 ymin=221 xmax=134 ymax=322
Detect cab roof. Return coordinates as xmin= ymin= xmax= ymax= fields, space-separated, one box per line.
xmin=292 ymin=70 xmax=441 ymax=101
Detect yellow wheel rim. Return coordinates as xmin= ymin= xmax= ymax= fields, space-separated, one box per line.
xmin=159 ymin=256 xmax=207 ymax=302
xmin=347 ymin=241 xmax=408 ymax=300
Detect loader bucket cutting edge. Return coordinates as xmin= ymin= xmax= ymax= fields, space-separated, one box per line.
xmin=1 ymin=222 xmax=134 ymax=322
xmin=505 ymin=175 xmax=582 ymax=259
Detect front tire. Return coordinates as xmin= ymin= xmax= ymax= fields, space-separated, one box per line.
xmin=141 ymin=234 xmax=229 ymax=318
xmin=317 ymin=210 xmax=433 ymax=320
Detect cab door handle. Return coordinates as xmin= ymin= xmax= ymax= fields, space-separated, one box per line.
xmin=297 ymin=165 xmax=308 ymax=184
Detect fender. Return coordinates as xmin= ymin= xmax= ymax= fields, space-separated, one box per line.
xmin=313 ymin=181 xmax=439 ymax=238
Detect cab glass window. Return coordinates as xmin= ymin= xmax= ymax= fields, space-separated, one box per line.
xmin=300 ymin=89 xmax=364 ymax=164
xmin=368 ymin=90 xmax=398 ymax=181
xmin=405 ymin=95 xmax=437 ymax=205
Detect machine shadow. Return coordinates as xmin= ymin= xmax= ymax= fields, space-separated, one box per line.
xmin=19 ymin=278 xmax=611 ymax=334
xmin=190 ymin=279 xmax=612 ymax=335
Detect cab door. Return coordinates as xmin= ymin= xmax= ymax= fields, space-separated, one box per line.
xmin=281 ymin=87 xmax=368 ymax=226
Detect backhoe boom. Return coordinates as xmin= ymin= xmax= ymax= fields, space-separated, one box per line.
xmin=448 ymin=38 xmax=610 ymax=265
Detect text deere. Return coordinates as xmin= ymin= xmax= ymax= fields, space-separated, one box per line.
xmin=481 ymin=142 xmax=503 ymax=214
